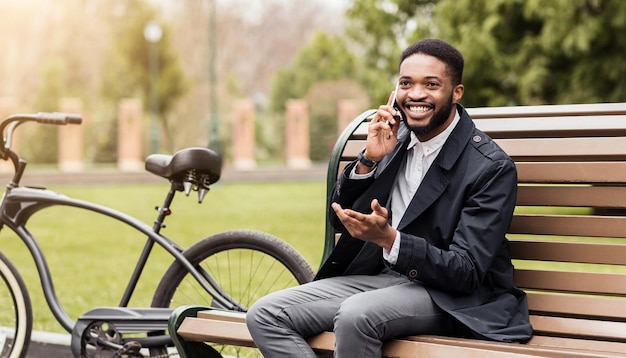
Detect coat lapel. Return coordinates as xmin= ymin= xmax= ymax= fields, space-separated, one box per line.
xmin=397 ymin=164 xmax=449 ymax=229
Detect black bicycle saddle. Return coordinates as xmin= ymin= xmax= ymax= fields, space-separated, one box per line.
xmin=145 ymin=147 xmax=222 ymax=185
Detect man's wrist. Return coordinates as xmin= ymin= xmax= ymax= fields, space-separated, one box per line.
xmin=358 ymin=149 xmax=378 ymax=168
xmin=356 ymin=150 xmax=377 ymax=174
xmin=355 ymin=161 xmax=375 ymax=174
xmin=383 ymin=230 xmax=401 ymax=264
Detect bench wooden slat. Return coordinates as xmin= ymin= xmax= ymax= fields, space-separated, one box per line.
xmin=526 ymin=292 xmax=626 ymax=319
xmin=526 ymin=336 xmax=626 ymax=357
xmin=467 ymin=103 xmax=626 ymax=119
xmin=179 ymin=311 xmax=626 ymax=358
xmin=179 ymin=312 xmax=548 ymax=358
xmin=197 ymin=309 xmax=246 ymax=322
xmin=177 ymin=317 xmax=255 ymax=348
xmin=177 ymin=316 xmax=335 ymax=352
xmin=474 ymin=115 xmax=626 ymax=138
xmin=514 ymin=270 xmax=626 ymax=295
xmin=516 ymin=162 xmax=626 ymax=183
xmin=352 ymin=121 xmax=370 ymax=137
xmin=343 ymin=139 xmax=367 ymax=158
xmin=496 ymin=137 xmax=626 ymax=160
xmin=180 ymin=311 xmax=611 ymax=358
xmin=530 ymin=315 xmax=626 ymax=341
xmin=516 ymin=185 xmax=626 ymax=208
xmin=381 ymin=339 xmax=548 ymax=358
xmin=343 ymin=157 xmax=626 ymax=185
xmin=417 ymin=335 xmax=626 ymax=358
xmin=346 ymin=136 xmax=626 ymax=161
xmin=510 ymin=214 xmax=626 ymax=238
xmin=510 ymin=241 xmax=626 ymax=265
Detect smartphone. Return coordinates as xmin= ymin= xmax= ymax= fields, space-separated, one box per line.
xmin=389 ymin=81 xmax=404 ymax=128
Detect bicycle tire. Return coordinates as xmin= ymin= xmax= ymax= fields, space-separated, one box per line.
xmin=149 ymin=229 xmax=315 ymax=357
xmin=0 ymin=252 xmax=32 ymax=358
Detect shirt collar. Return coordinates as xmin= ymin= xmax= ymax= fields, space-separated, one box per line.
xmin=407 ymin=108 xmax=461 ymax=154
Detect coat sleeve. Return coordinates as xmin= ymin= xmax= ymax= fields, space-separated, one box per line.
xmin=392 ymin=156 xmax=518 ymax=295
xmin=328 ymin=161 xmax=375 ymax=229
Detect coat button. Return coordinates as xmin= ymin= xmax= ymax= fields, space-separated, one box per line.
xmin=408 ymin=269 xmax=418 ymax=278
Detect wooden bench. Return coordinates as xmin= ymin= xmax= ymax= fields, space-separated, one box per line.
xmin=169 ymin=102 xmax=626 ymax=357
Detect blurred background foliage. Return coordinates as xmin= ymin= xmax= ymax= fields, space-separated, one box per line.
xmin=347 ymin=0 xmax=626 ymax=106
xmin=0 ymin=0 xmax=624 ymax=164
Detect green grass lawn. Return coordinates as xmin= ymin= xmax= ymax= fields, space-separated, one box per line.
xmin=0 ymin=180 xmax=327 ymax=334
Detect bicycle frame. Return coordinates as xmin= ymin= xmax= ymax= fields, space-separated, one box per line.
xmin=0 ymin=182 xmax=237 ymax=334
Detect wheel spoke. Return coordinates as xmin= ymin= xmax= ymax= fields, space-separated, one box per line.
xmin=149 ymin=229 xmax=314 ymax=357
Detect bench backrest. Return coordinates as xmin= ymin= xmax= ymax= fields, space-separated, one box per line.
xmin=323 ymin=103 xmax=626 ymax=349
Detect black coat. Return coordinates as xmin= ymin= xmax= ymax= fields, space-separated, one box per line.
xmin=316 ymin=105 xmax=533 ymax=343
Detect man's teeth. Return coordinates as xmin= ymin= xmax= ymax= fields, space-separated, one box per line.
xmin=409 ymin=106 xmax=431 ymax=113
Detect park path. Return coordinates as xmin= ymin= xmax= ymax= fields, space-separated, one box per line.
xmin=0 ymin=164 xmax=326 ymax=186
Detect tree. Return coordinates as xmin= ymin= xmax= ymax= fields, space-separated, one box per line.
xmin=269 ymin=31 xmax=366 ymax=161
xmin=0 ymin=0 xmax=115 ymax=163
xmin=1 ymin=0 xmax=349 ymax=164
xmin=345 ymin=0 xmax=626 ymax=106
xmin=165 ymin=0 xmax=349 ymax=158
xmin=101 ymin=1 xmax=189 ymax=153
xmin=436 ymin=0 xmax=626 ymax=106
xmin=306 ymin=80 xmax=369 ymax=161
xmin=345 ymin=0 xmax=438 ymax=105
xmin=270 ymin=32 xmax=360 ymax=111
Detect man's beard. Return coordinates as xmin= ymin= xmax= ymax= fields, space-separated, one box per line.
xmin=405 ymin=93 xmax=454 ymax=138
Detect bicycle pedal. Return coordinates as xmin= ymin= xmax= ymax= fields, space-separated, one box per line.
xmin=115 ymin=341 xmax=143 ymax=357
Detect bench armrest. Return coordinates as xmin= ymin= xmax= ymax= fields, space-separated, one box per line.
xmin=168 ymin=305 xmax=223 ymax=358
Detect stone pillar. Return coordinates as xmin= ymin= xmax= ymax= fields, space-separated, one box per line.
xmin=58 ymin=98 xmax=84 ymax=172
xmin=0 ymin=97 xmax=18 ymax=173
xmin=285 ymin=99 xmax=311 ymax=168
xmin=338 ymin=99 xmax=362 ymax=134
xmin=232 ymin=99 xmax=256 ymax=170
xmin=117 ymin=98 xmax=144 ymax=171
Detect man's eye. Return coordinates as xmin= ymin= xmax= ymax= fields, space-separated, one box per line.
xmin=426 ymin=82 xmax=441 ymax=88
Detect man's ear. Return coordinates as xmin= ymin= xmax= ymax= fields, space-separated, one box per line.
xmin=453 ymin=84 xmax=464 ymax=103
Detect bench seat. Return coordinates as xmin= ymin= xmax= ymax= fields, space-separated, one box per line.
xmin=171 ymin=308 xmax=626 ymax=358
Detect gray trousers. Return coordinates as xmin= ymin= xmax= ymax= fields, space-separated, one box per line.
xmin=246 ymin=268 xmax=450 ymax=357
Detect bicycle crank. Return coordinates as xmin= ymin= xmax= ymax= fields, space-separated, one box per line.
xmin=71 ymin=307 xmax=173 ymax=357
xmin=79 ymin=320 xmax=127 ymax=357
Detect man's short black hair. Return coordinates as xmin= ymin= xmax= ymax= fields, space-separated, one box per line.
xmin=400 ymin=39 xmax=464 ymax=85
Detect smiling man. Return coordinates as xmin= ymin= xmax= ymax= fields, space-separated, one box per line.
xmin=247 ymin=39 xmax=532 ymax=358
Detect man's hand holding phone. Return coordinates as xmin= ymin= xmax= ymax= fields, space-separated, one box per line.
xmin=359 ymin=87 xmax=401 ymax=171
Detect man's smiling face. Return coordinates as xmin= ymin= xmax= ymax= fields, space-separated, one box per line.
xmin=396 ymin=53 xmax=464 ymax=141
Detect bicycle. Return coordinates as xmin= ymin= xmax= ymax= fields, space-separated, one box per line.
xmin=0 ymin=112 xmax=315 ymax=358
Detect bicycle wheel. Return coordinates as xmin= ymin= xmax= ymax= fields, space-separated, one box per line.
xmin=150 ymin=229 xmax=315 ymax=357
xmin=0 ymin=252 xmax=32 ymax=358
